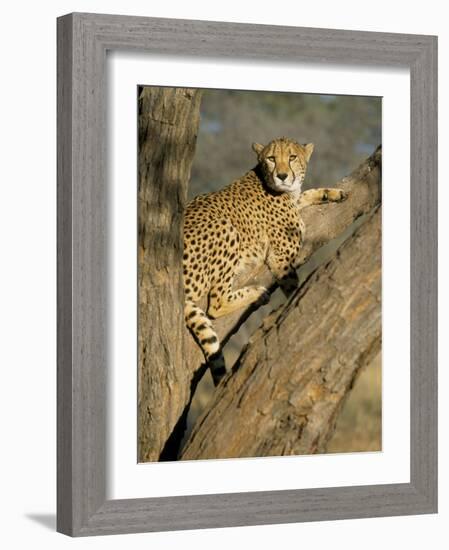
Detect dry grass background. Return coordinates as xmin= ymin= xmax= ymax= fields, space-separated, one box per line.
xmin=327 ymin=353 xmax=382 ymax=453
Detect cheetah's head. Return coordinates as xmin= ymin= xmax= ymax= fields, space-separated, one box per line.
xmin=252 ymin=137 xmax=314 ymax=194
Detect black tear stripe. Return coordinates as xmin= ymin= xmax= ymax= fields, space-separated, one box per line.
xmin=289 ymin=157 xmax=297 ymax=182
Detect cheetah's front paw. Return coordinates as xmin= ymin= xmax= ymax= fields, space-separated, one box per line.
xmin=329 ymin=189 xmax=349 ymax=202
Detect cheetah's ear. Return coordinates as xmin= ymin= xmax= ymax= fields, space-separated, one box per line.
xmin=252 ymin=142 xmax=265 ymax=157
xmin=303 ymin=143 xmax=314 ymax=162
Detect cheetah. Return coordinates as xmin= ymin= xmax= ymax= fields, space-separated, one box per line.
xmin=183 ymin=137 xmax=347 ymax=385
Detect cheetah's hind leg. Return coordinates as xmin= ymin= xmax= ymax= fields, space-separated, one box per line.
xmin=185 ymin=299 xmax=226 ymax=386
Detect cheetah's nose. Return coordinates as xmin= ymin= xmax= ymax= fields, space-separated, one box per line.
xmin=277 ymin=173 xmax=288 ymax=181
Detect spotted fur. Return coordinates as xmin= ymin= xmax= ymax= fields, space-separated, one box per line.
xmin=184 ymin=137 xmax=347 ymax=385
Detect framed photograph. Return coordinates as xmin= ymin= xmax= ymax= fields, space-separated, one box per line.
xmin=57 ymin=12 xmax=437 ymax=536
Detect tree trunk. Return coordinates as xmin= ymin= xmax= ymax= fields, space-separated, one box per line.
xmin=181 ymin=208 xmax=381 ymax=460
xmin=138 ymin=87 xmax=202 ymax=462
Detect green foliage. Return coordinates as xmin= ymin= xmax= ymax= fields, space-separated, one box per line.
xmin=189 ymin=89 xmax=381 ymax=199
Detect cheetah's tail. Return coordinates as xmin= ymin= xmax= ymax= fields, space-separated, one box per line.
xmin=185 ymin=299 xmax=226 ymax=386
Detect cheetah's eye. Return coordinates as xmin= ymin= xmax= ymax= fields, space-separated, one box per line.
xmin=267 ymin=156 xmax=275 ymax=162
xmin=289 ymin=155 xmax=297 ymax=161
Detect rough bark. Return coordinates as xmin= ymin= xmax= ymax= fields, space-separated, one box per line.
xmin=138 ymin=87 xmax=202 ymax=462
xmin=181 ymin=208 xmax=381 ymax=460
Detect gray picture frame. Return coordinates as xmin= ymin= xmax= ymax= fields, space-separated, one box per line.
xmin=57 ymin=12 xmax=438 ymax=537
